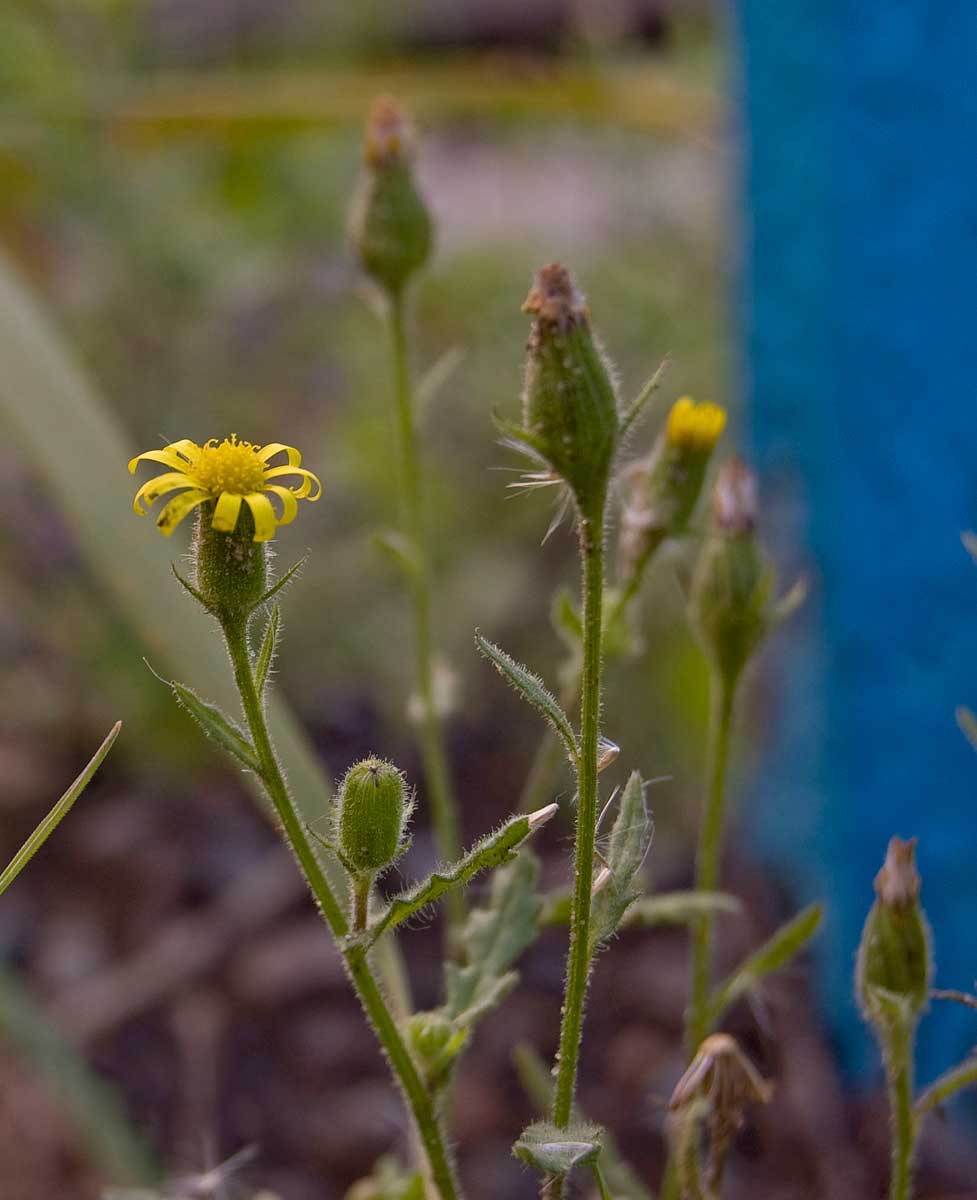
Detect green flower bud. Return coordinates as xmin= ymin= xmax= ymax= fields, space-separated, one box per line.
xmin=520 ymin=264 xmax=620 ymax=522
xmin=405 ymin=1010 xmax=468 ymax=1091
xmin=857 ymin=837 xmax=933 ymax=1029
xmin=193 ymin=503 xmax=267 ymax=620
xmin=349 ymin=97 xmax=433 ymax=297
xmin=338 ymin=757 xmax=411 ymax=876
xmin=688 ymin=457 xmax=769 ymax=689
xmin=619 ymin=395 xmax=727 ymax=577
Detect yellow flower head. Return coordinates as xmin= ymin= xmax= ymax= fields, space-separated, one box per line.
xmin=129 ymin=436 xmax=322 ymax=542
xmin=665 ymin=396 xmax=727 ymax=453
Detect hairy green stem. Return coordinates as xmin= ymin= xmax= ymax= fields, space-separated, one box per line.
xmin=550 ymin=509 xmax=606 ymax=1140
xmin=687 ymin=671 xmax=736 ymax=1055
xmin=388 ymin=291 xmax=464 ymax=938
xmin=223 ymin=620 xmax=460 ymax=1200
xmin=886 ymin=1024 xmax=916 ymax=1200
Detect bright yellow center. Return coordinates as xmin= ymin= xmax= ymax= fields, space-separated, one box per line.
xmin=192 ymin=437 xmax=266 ymax=496
xmin=666 ymin=396 xmax=727 ymax=453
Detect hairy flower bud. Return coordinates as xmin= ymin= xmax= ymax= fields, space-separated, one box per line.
xmin=519 ymin=263 xmax=619 ymax=522
xmin=857 ymin=837 xmax=933 ymax=1029
xmin=193 ymin=504 xmax=268 ymax=620
xmin=619 ymin=396 xmax=726 ymax=576
xmin=405 ymin=1010 xmax=468 ymax=1091
xmin=689 ymin=457 xmax=770 ymax=689
xmin=349 ymin=97 xmax=433 ymax=296
xmin=338 ymin=757 xmax=411 ymax=876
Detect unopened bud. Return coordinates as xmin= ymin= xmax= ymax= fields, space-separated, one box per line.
xmin=520 ymin=264 xmax=619 ymax=522
xmin=528 ymin=802 xmax=559 ymax=831
xmin=349 ymin=97 xmax=433 ymax=297
xmin=688 ymin=457 xmax=771 ymax=689
xmin=619 ymin=396 xmax=726 ymax=577
xmin=857 ymin=837 xmax=932 ymax=1029
xmin=338 ymin=757 xmax=411 ymax=876
xmin=406 ymin=1011 xmax=468 ymax=1091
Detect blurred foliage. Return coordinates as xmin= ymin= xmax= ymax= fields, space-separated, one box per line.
xmin=0 ymin=1 xmax=729 ymax=842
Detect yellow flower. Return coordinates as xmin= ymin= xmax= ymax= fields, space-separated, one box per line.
xmin=129 ymin=436 xmax=321 ymax=542
xmin=666 ymin=396 xmax=727 ymax=453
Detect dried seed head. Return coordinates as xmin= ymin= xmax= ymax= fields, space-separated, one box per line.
xmin=349 ymin=97 xmax=433 ymax=297
xmin=519 ymin=263 xmax=619 ymax=523
xmin=337 ymin=757 xmax=412 ymax=876
xmin=857 ymin=836 xmax=933 ymax=1030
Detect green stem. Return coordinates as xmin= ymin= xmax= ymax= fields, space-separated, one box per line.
xmin=551 ymin=509 xmax=605 ymax=1132
xmin=222 ymin=620 xmax=460 ymax=1200
xmin=687 ymin=670 xmax=736 ymax=1055
xmin=388 ymin=291 xmax=464 ymax=938
xmin=886 ymin=1024 xmax=916 ymax=1200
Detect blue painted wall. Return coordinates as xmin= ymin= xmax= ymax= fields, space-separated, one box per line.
xmin=735 ymin=3 xmax=977 ymax=1084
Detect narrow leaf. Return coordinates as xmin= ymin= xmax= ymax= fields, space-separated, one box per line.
xmin=590 ymin=771 xmax=654 ymax=949
xmin=417 ymin=345 xmax=466 ymax=420
xmin=618 ymin=355 xmax=670 ymax=442
xmin=915 ymin=1054 xmax=977 ymax=1119
xmin=625 ymin=890 xmax=743 ymax=929
xmin=255 ymin=553 xmax=308 ymax=609
xmin=0 ymin=722 xmax=121 ymax=898
xmin=709 ymin=902 xmax=823 ymax=1025
xmin=255 ymin=604 xmax=281 ymax=696
xmin=475 ymin=631 xmax=578 ymax=764
xmin=363 ymin=807 xmax=556 ymax=947
xmin=513 ymin=1121 xmax=602 ymax=1176
xmin=551 ymin=586 xmax=582 ymax=648
xmin=443 ymin=851 xmax=542 ymax=1025
xmin=170 ymin=682 xmax=259 ymax=772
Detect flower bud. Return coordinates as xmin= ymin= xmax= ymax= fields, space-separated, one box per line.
xmin=688 ymin=457 xmax=770 ymax=689
xmin=193 ymin=504 xmax=267 ymax=620
xmin=405 ymin=1010 xmax=468 ymax=1091
xmin=520 ymin=264 xmax=619 ymax=522
xmin=857 ymin=837 xmax=933 ymax=1028
xmin=338 ymin=757 xmax=411 ymax=876
xmin=619 ymin=396 xmax=726 ymax=576
xmin=349 ymin=97 xmax=433 ymax=297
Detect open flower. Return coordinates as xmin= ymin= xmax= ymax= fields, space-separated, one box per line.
xmin=129 ymin=436 xmax=321 ymax=542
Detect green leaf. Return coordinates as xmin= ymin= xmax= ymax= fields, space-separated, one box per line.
xmin=590 ymin=771 xmax=654 ymax=949
xmin=625 ymin=890 xmax=742 ymax=929
xmin=255 ymin=553 xmax=308 ymax=609
xmin=956 ymin=706 xmax=977 ymax=754
xmin=709 ymin=902 xmax=823 ymax=1025
xmin=513 ymin=1121 xmax=602 ymax=1176
xmin=915 ymin=1053 xmax=977 ymax=1119
xmin=373 ymin=529 xmax=423 ymax=580
xmin=551 ymin=586 xmax=582 ymax=649
xmin=170 ymin=682 xmax=259 ymax=772
xmin=255 ymin=604 xmax=281 ymax=696
xmin=0 ymin=722 xmax=120 ymax=898
xmin=416 ymin=345 xmax=466 ymax=421
xmin=443 ymin=851 xmax=542 ymax=1025
xmin=618 ymin=355 xmax=670 ymax=442
xmin=363 ymin=806 xmax=556 ymax=947
xmin=512 ymin=1043 xmax=654 ymax=1200
xmin=475 ymin=631 xmax=578 ymax=765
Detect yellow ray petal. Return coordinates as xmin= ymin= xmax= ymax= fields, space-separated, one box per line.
xmin=243 ymin=491 xmax=278 ymax=542
xmin=265 ymin=484 xmax=299 ymax=525
xmin=257 ymin=442 xmax=302 ymax=466
xmin=263 ymin=465 xmax=322 ymax=500
xmin=212 ymin=490 xmax=244 ymax=532
xmin=156 ymin=489 xmax=210 ymax=537
xmin=164 ymin=439 xmax=201 ymax=462
xmin=133 ymin=471 xmax=196 ymax=514
xmin=129 ymin=449 xmax=195 ymax=475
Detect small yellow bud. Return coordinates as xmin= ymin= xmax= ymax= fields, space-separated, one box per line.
xmin=665 ymin=396 xmax=727 ymax=453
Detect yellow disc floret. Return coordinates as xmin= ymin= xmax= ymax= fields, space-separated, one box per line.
xmin=129 ymin=435 xmax=321 ymax=542
xmin=666 ymin=396 xmax=727 ymax=453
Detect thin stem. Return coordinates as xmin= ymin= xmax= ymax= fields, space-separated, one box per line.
xmin=222 ymin=620 xmax=460 ymax=1200
xmin=687 ymin=670 xmax=736 ymax=1055
xmin=551 ymin=509 xmax=605 ymax=1131
xmin=353 ymin=875 xmax=372 ymax=933
xmin=388 ymin=291 xmax=464 ymax=939
xmin=886 ymin=1024 xmax=916 ymax=1200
